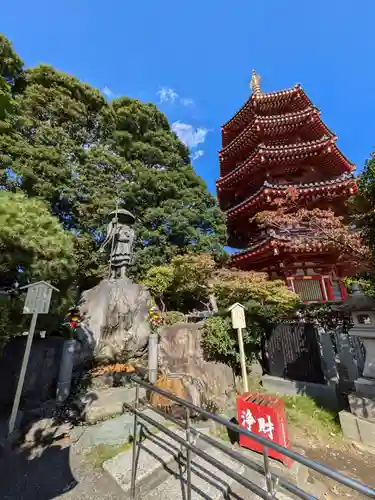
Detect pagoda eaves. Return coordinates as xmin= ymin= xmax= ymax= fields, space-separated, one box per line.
xmin=225 ymin=172 xmax=357 ymax=222
xmin=220 ymin=107 xmax=334 ymax=172
xmin=217 ymin=136 xmax=354 ymax=192
xmin=221 ymin=84 xmax=314 ymax=146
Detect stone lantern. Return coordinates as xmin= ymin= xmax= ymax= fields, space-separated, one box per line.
xmin=337 ymin=283 xmax=375 ymax=448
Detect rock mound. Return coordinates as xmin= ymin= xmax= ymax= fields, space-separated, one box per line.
xmin=79 ymin=278 xmax=152 ymax=363
xmin=158 ymin=322 xmax=235 ymax=412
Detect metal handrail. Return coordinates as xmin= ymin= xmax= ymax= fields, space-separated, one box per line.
xmin=125 ymin=398 xmax=311 ymax=500
xmin=127 ymin=375 xmax=375 ymax=499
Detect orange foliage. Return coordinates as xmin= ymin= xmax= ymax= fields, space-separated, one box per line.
xmin=253 ymin=204 xmax=372 ymax=271
xmin=90 ymin=363 xmax=136 ymax=377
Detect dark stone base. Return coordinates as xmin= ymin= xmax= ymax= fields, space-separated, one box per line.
xmin=348 ymin=393 xmax=375 ymax=422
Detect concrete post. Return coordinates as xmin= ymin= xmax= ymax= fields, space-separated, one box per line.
xmin=148 ymin=333 xmax=159 ymax=384
xmin=56 ymin=339 xmax=76 ymax=402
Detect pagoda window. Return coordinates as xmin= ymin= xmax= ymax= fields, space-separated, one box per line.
xmin=293 ymin=278 xmax=325 ymax=302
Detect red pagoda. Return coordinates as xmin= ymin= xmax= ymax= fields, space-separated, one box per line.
xmin=217 ymin=71 xmax=358 ymax=303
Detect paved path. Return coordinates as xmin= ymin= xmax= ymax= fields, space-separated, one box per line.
xmin=0 ymin=439 xmax=124 ymax=500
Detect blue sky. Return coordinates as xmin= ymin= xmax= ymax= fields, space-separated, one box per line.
xmin=2 ymin=0 xmax=375 ymax=194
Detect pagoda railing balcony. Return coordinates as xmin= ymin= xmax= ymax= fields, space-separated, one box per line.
xmin=247 ymin=225 xmax=320 ymax=247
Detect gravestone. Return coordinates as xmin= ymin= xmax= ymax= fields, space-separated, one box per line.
xmin=337 ymin=286 xmax=375 ymax=449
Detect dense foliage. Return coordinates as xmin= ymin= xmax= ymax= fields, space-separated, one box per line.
xmin=0 ymin=191 xmax=76 ymax=344
xmin=207 ymin=267 xmax=300 ymax=369
xmin=143 ymin=253 xmax=217 ymax=311
xmin=254 ymin=204 xmax=371 ymax=272
xmin=0 ymin=34 xmax=22 ymax=125
xmin=0 ymin=35 xmax=226 ymax=288
xmin=0 ymin=191 xmax=75 ymax=285
xmin=143 ymin=253 xmax=300 ymax=369
xmin=0 ymin=33 xmax=226 ymax=344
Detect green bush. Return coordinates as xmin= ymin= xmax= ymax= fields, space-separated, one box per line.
xmin=164 ymin=310 xmax=185 ymax=325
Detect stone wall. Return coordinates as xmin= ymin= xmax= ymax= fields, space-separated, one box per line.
xmin=0 ymin=336 xmax=65 ymax=416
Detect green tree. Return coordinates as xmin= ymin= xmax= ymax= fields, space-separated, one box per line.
xmin=0 ymin=191 xmax=76 ymax=345
xmin=0 ymin=191 xmax=75 ymax=285
xmin=0 ymin=37 xmax=226 ymax=289
xmin=357 ymin=155 xmax=375 ymax=252
xmin=143 ymin=253 xmax=299 ymax=369
xmin=143 ymin=253 xmax=219 ymax=312
xmin=142 ymin=264 xmax=175 ymax=311
xmin=102 ymin=97 xmax=226 ymax=277
xmin=0 ymin=34 xmax=23 ymax=125
xmin=344 ymin=153 xmax=375 ymax=294
xmin=108 ymin=96 xmax=190 ymax=169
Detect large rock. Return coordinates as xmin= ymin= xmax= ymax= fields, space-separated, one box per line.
xmin=78 ymin=278 xmax=152 ymax=363
xmin=158 ymin=322 xmax=235 ymax=412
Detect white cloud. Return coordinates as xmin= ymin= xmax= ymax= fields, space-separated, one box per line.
xmin=171 ymin=121 xmax=208 ymax=149
xmin=157 ymin=88 xmax=194 ymax=106
xmin=102 ymin=86 xmax=115 ymax=98
xmin=191 ymin=150 xmax=204 ymax=161
xmin=157 ymin=87 xmax=179 ymax=104
xmin=181 ymin=97 xmax=194 ymax=106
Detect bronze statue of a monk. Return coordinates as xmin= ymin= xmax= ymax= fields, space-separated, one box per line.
xmin=100 ymin=209 xmax=136 ymax=279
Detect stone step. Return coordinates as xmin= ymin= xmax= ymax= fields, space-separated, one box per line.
xmin=142 ymin=445 xmax=251 ymax=500
xmin=102 ymin=423 xmax=281 ymax=499
xmin=100 ymin=413 xmax=317 ymax=499
xmin=103 ymin=427 xmax=187 ymax=496
xmin=76 ymin=386 xmax=147 ymax=424
xmin=74 ymin=407 xmax=173 ymax=453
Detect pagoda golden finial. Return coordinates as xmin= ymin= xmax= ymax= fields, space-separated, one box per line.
xmin=250 ymin=69 xmax=261 ymax=95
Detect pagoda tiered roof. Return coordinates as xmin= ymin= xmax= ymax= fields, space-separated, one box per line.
xmin=220 ymin=107 xmax=334 ymax=175
xmin=217 ymin=136 xmax=354 ymax=193
xmin=226 ymin=172 xmax=357 ymax=221
xmin=221 ymin=84 xmax=314 ymax=146
xmin=231 ymin=228 xmax=347 ymax=270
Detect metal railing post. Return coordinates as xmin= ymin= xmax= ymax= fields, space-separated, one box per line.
xmin=130 ymin=383 xmax=140 ymax=499
xmin=185 ymin=406 xmax=192 ymax=500
xmin=263 ymin=446 xmax=275 ymax=496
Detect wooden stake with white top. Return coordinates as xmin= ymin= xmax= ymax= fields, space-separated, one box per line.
xmin=228 ymin=302 xmax=249 ymax=393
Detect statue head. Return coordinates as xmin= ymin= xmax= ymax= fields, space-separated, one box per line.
xmin=108 ymin=208 xmax=135 ymax=226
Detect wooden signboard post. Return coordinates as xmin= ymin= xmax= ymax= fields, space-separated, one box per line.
xmin=228 ymin=302 xmax=248 ymax=393
xmin=8 ymin=281 xmax=59 ymax=436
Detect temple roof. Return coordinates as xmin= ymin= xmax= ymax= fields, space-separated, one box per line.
xmin=217 ymin=136 xmax=354 ymax=191
xmin=222 ymin=84 xmax=313 ymax=135
xmin=220 ymin=107 xmax=333 ymax=164
xmin=225 ymin=172 xmax=357 ymax=220
xmin=231 ymin=232 xmax=344 ymax=269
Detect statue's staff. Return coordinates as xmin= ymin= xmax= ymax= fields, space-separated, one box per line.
xmin=108 ymin=200 xmax=119 ymax=279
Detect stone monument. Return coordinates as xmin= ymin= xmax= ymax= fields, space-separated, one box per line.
xmin=338 ymin=284 xmax=375 ymax=449
xmin=78 ymin=209 xmax=153 ymax=363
